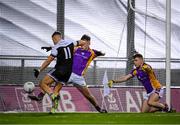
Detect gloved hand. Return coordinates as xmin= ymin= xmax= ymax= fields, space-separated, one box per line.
xmin=101 ymin=52 xmax=105 ymax=56
xmin=108 ymin=80 xmax=115 ymax=88
xmin=34 ymin=69 xmax=40 ymax=78
xmin=41 ymin=47 xmax=52 ymax=52
xmin=95 ymin=51 xmax=105 ymax=56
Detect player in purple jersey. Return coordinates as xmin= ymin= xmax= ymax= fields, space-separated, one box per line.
xmin=67 ymin=34 xmax=107 ymax=113
xmin=29 ymin=34 xmax=107 ymax=113
xmin=108 ymin=53 xmax=172 ymax=113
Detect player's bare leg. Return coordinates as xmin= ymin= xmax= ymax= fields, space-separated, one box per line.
xmin=74 ymin=84 xmax=107 ymax=113
xmin=39 ymin=75 xmax=55 ymax=95
xmin=51 ymin=83 xmax=63 ymax=110
xmin=76 ymin=85 xmax=98 ymax=106
xmin=148 ymin=94 xmax=164 ymax=113
xmin=149 ymin=106 xmax=161 ymax=113
xmin=141 ymin=99 xmax=161 ymax=113
xmin=54 ymin=83 xmax=63 ymax=96
xmin=28 ymin=88 xmax=45 ymax=102
xmin=141 ymin=100 xmax=150 ymax=112
xmin=39 ymin=75 xmax=58 ymax=114
xmin=28 ymin=79 xmax=52 ymax=102
xmin=29 ymin=81 xmax=62 ymax=102
xmin=147 ymin=93 xmax=169 ymax=112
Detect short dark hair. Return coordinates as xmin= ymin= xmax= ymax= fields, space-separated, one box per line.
xmin=52 ymin=31 xmax=62 ymax=37
xmin=81 ymin=34 xmax=91 ymax=41
xmin=133 ymin=53 xmax=143 ymax=59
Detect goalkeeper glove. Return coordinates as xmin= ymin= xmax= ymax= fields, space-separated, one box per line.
xmin=41 ymin=47 xmax=52 ymax=52
xmin=34 ymin=69 xmax=40 ymax=78
xmin=108 ymin=80 xmax=115 ymax=88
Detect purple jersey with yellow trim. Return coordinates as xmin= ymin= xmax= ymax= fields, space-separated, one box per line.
xmin=72 ymin=47 xmax=98 ymax=76
xmin=130 ymin=63 xmax=162 ymax=94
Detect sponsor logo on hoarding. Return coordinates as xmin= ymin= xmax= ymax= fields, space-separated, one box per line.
xmin=0 ymin=86 xmax=178 ymax=112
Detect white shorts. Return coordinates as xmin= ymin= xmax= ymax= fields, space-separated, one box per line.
xmin=67 ymin=72 xmax=86 ymax=86
xmin=143 ymin=88 xmax=164 ymax=100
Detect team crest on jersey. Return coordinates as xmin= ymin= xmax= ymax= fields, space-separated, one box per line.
xmin=137 ymin=74 xmax=147 ymax=81
xmin=137 ymin=76 xmax=141 ymax=80
xmin=81 ymin=52 xmax=85 ymax=55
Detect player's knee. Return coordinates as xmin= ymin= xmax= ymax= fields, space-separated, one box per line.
xmin=147 ymin=100 xmax=154 ymax=106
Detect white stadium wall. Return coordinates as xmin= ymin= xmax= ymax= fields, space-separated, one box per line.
xmin=0 ymin=0 xmax=180 ymax=63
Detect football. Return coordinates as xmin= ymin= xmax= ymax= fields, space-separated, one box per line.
xmin=23 ymin=82 xmax=35 ymax=93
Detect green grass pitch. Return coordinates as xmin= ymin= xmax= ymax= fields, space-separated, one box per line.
xmin=0 ymin=112 xmax=180 ymax=124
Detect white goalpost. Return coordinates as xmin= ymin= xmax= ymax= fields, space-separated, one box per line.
xmin=166 ymin=0 xmax=171 ymax=110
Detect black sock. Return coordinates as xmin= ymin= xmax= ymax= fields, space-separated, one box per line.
xmin=56 ymin=95 xmax=60 ymax=100
xmin=95 ymin=106 xmax=101 ymax=112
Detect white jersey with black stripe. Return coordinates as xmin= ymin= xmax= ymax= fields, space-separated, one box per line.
xmin=50 ymin=39 xmax=78 ymax=72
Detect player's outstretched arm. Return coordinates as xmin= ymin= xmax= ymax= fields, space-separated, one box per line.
xmin=94 ymin=50 xmax=105 ymax=57
xmin=39 ymin=55 xmax=54 ymax=72
xmin=34 ymin=55 xmax=54 ymax=78
xmin=108 ymin=74 xmax=132 ymax=87
xmin=41 ymin=47 xmax=52 ymax=52
xmin=72 ymin=40 xmax=86 ymax=48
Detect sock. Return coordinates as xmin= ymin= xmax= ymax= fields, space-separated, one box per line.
xmin=56 ymin=95 xmax=60 ymax=100
xmin=95 ymin=106 xmax=101 ymax=112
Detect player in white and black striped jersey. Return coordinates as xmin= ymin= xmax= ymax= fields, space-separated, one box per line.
xmin=33 ymin=31 xmax=85 ymax=112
